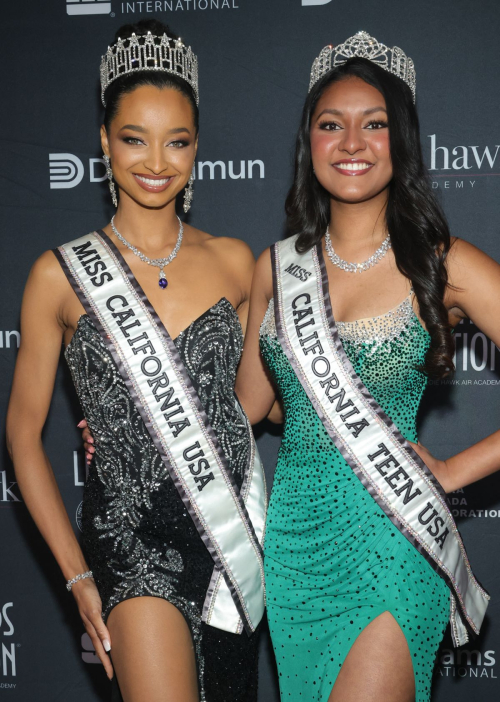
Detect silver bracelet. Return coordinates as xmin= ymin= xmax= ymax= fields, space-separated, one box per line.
xmin=66 ymin=570 xmax=93 ymax=592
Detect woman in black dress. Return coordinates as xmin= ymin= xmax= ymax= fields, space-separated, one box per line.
xmin=7 ymin=19 xmax=266 ymax=702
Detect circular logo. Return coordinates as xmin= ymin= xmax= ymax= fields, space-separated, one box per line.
xmin=76 ymin=501 xmax=83 ymax=532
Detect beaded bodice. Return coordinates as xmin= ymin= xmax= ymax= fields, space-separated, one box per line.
xmin=260 ymin=295 xmax=430 ymax=442
xmin=66 ymin=297 xmax=250 ymax=485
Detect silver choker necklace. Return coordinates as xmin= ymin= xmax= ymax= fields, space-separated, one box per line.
xmin=325 ymin=227 xmax=391 ymax=273
xmin=110 ymin=215 xmax=183 ymax=289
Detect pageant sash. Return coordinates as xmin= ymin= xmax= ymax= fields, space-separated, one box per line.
xmin=56 ymin=232 xmax=266 ymax=635
xmin=203 ymin=401 xmax=267 ymax=634
xmin=272 ymin=235 xmax=489 ymax=647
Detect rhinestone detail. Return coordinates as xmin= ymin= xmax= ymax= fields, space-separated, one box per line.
xmin=325 ymin=228 xmax=391 ymax=273
xmin=309 ymin=31 xmax=416 ymax=102
xmin=260 ymin=295 xmax=417 ymax=351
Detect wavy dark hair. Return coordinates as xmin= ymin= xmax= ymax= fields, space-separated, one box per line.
xmin=102 ymin=19 xmax=199 ymax=134
xmin=285 ymin=57 xmax=454 ymax=378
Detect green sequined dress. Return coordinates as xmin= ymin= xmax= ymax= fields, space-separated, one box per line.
xmin=259 ymin=294 xmax=449 ymax=702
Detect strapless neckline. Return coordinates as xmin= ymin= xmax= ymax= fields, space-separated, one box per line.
xmin=65 ymin=296 xmax=237 ymax=354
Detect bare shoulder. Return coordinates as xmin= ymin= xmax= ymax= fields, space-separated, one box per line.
xmin=206 ymin=233 xmax=255 ymax=265
xmin=253 ymin=246 xmax=273 ymax=300
xmin=25 ymin=250 xmax=71 ymax=319
xmin=188 ymin=225 xmax=255 ymax=270
xmin=255 ymin=246 xmax=272 ymax=274
xmin=445 ymin=237 xmax=500 ymax=313
xmin=447 ymin=237 xmax=500 ymax=285
xmin=29 ymin=249 xmax=67 ymax=288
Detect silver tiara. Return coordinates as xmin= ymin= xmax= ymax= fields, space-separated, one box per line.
xmin=100 ymin=31 xmax=199 ymax=106
xmin=309 ymin=31 xmax=416 ymax=102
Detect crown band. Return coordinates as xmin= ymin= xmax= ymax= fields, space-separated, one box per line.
xmin=309 ymin=31 xmax=416 ymax=102
xmin=100 ymin=31 xmax=199 ymax=106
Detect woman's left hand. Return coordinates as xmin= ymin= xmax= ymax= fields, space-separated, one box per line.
xmin=408 ymin=441 xmax=451 ymax=493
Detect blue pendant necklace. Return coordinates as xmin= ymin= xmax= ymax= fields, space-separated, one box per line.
xmin=110 ymin=215 xmax=184 ymax=289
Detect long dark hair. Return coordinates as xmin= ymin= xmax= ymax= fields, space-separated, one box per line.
xmin=285 ymin=57 xmax=454 ymax=378
xmin=103 ymin=19 xmax=199 ymax=134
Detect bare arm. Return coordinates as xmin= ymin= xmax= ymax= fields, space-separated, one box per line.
xmin=6 ymin=252 xmax=113 ymax=677
xmin=215 ymin=235 xmax=256 ymax=335
xmin=413 ymin=239 xmax=500 ymax=492
xmin=236 ymin=248 xmax=280 ymax=425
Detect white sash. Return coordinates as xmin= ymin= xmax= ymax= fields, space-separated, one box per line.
xmin=56 ymin=232 xmax=266 ymax=635
xmin=272 ymin=235 xmax=489 ymax=646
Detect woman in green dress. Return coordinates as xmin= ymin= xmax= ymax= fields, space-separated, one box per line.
xmin=236 ymin=33 xmax=500 ymax=702
xmin=80 ymin=30 xmax=500 ymax=702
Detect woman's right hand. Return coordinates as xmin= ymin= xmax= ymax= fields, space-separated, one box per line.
xmin=77 ymin=419 xmax=95 ymax=465
xmin=72 ymin=577 xmax=113 ymax=679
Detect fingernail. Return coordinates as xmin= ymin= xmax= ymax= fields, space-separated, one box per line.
xmin=89 ymin=438 xmax=94 ymax=444
xmin=77 ymin=420 xmax=85 ymax=428
xmin=103 ymin=639 xmax=111 ymax=652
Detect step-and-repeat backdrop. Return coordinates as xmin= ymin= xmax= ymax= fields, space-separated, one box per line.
xmin=1 ymin=0 xmax=499 ymax=699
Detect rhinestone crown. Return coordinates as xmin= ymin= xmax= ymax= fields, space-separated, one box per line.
xmin=100 ymin=31 xmax=199 ymax=106
xmin=309 ymin=31 xmax=416 ymax=102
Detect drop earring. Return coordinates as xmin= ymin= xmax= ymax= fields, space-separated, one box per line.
xmin=104 ymin=155 xmax=118 ymax=208
xmin=183 ymin=172 xmax=194 ymax=213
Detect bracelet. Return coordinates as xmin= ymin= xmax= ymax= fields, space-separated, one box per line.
xmin=66 ymin=570 xmax=93 ymax=592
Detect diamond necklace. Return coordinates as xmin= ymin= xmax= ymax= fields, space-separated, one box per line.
xmin=110 ymin=215 xmax=183 ymax=289
xmin=325 ymin=227 xmax=391 ymax=273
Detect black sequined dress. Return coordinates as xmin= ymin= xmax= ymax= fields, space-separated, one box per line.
xmin=65 ymin=297 xmax=259 ymax=701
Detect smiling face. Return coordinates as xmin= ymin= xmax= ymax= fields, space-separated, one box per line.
xmin=310 ymin=76 xmax=392 ymax=204
xmin=101 ymin=84 xmax=198 ymax=209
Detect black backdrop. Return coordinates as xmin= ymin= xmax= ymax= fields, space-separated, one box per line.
xmin=1 ymin=0 xmax=500 ymax=699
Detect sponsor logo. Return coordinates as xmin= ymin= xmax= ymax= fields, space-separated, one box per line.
xmin=81 ymin=633 xmax=101 ymax=664
xmin=49 ymin=154 xmax=105 ymax=190
xmin=74 ymin=452 xmax=88 ymax=532
xmin=438 ymin=648 xmax=497 ymax=679
xmin=454 ymin=320 xmax=499 ymax=374
xmin=67 ymin=0 xmax=242 ymax=16
xmin=0 ymin=473 xmax=22 ymax=504
xmin=196 ymin=159 xmax=264 ymax=180
xmin=67 ymin=0 xmax=112 ymax=15
xmin=429 ymin=320 xmax=499 ymax=386
xmin=49 ymin=154 xmax=84 ymax=189
xmin=428 ymin=134 xmax=500 ymax=190
xmin=0 ymin=604 xmax=18 ymax=679
xmin=0 ymin=331 xmax=20 ymax=349
xmin=118 ymin=0 xmax=240 ymax=14
xmin=74 ymin=451 xmax=89 ymax=487
xmin=450 ymin=488 xmax=500 ymax=519
xmin=49 ymin=155 xmax=264 ymax=190
xmin=76 ymin=502 xmax=83 ymax=532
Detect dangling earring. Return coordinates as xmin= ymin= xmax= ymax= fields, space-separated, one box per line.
xmin=104 ymin=155 xmax=118 ymax=208
xmin=183 ymin=172 xmax=194 ymax=213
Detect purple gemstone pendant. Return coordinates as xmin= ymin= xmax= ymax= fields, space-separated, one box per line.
xmin=158 ymin=269 xmax=168 ymax=289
